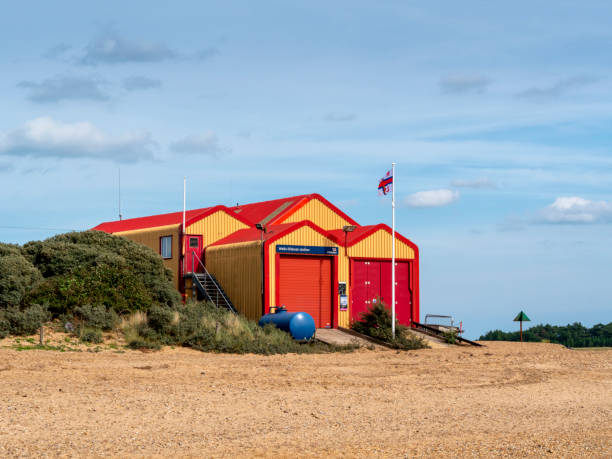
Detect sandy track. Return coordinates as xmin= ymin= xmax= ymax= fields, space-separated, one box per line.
xmin=1 ymin=342 xmax=611 ymax=458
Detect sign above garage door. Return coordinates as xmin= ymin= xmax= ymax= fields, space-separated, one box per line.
xmin=276 ymin=245 xmax=338 ymax=255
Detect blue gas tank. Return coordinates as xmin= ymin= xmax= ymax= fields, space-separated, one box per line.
xmin=258 ymin=307 xmax=316 ymax=341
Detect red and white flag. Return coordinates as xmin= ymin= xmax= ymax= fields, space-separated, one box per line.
xmin=378 ymin=170 xmax=393 ymax=195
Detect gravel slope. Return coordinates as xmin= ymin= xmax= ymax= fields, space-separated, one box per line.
xmin=0 ymin=342 xmax=611 ymax=457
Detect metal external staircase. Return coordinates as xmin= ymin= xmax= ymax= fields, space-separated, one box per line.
xmin=186 ymin=253 xmax=237 ymax=314
xmin=191 ymin=271 xmax=238 ymax=314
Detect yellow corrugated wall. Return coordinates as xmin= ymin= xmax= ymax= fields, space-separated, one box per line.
xmin=280 ymin=198 xmax=352 ymax=230
xmin=185 ymin=210 xmax=249 ymax=249
xmin=267 ymin=226 xmax=350 ymax=326
xmin=349 ymin=229 xmax=415 ymax=259
xmin=206 ymin=241 xmax=262 ymax=320
xmin=114 ymin=224 xmax=181 ymax=289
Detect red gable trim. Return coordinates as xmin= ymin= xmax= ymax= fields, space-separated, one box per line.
xmin=273 ymin=193 xmax=359 ymax=226
xmin=326 ymin=223 xmax=418 ymax=254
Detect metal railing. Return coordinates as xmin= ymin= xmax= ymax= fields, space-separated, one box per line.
xmin=190 ymin=252 xmax=235 ymax=313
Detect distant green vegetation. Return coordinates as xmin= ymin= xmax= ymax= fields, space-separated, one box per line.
xmin=480 ymin=322 xmax=612 ymax=348
xmin=351 ymin=302 xmax=428 ymax=350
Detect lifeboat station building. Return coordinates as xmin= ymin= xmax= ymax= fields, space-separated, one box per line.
xmin=93 ymin=194 xmax=420 ymax=329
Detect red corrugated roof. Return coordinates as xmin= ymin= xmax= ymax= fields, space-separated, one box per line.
xmin=230 ymin=195 xmax=309 ymax=225
xmin=92 ymin=193 xmax=358 ymax=234
xmin=92 ymin=207 xmax=214 ymax=233
xmin=327 ymin=225 xmax=381 ymax=246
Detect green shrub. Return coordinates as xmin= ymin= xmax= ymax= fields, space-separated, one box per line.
xmin=80 ymin=327 xmax=103 ymax=344
xmin=122 ymin=302 xmax=357 ymax=355
xmin=22 ymin=231 xmax=181 ymax=315
xmin=443 ymin=329 xmax=458 ymax=344
xmin=127 ymin=337 xmax=161 ymax=350
xmin=3 ymin=304 xmax=50 ymax=336
xmin=75 ymin=304 xmax=118 ymax=331
xmin=0 ymin=311 xmax=10 ymax=338
xmin=351 ymin=301 xmax=427 ymax=350
xmin=0 ymin=243 xmax=42 ymax=308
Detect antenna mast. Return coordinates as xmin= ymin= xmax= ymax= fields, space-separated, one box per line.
xmin=118 ymin=167 xmax=123 ymax=221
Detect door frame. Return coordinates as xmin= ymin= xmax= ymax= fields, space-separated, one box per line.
xmin=183 ymin=234 xmax=203 ymax=275
xmin=274 ymin=252 xmax=339 ymax=328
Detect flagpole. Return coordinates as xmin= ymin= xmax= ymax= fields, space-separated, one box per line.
xmin=391 ymin=162 xmax=396 ymax=339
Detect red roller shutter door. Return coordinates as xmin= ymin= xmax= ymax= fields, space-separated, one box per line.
xmin=278 ymin=255 xmax=333 ymax=328
xmin=351 ymin=260 xmax=413 ymax=326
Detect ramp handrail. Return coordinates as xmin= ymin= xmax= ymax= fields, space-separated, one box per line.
xmin=413 ymin=321 xmax=483 ymax=347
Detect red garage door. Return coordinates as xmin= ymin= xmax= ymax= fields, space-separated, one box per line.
xmin=351 ymin=260 xmax=412 ymax=326
xmin=278 ymin=255 xmax=333 ymax=328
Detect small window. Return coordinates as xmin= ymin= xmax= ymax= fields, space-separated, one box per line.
xmin=160 ymin=236 xmax=172 ymax=259
xmin=189 ymin=237 xmax=199 ymax=248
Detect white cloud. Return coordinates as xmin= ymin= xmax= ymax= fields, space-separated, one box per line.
xmin=18 ymin=75 xmax=110 ymax=103
xmin=324 ymin=113 xmax=357 ymax=122
xmin=517 ymin=76 xmax=597 ymax=101
xmin=123 ymin=76 xmax=162 ymax=91
xmin=439 ymin=75 xmax=491 ymax=94
xmin=80 ymin=29 xmax=177 ymax=65
xmin=451 ymin=178 xmax=496 ymax=189
xmin=0 ymin=117 xmax=154 ymax=162
xmin=538 ymin=197 xmax=612 ymax=224
xmin=403 ymin=189 xmax=459 ymax=208
xmin=170 ymin=132 xmax=230 ymax=156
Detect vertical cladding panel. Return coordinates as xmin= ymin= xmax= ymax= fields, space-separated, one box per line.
xmin=268 ymin=226 xmax=340 ymax=312
xmin=186 ymin=211 xmax=250 ymax=250
xmin=349 ymin=229 xmax=415 ymax=259
xmin=280 ymin=199 xmax=351 ymax=230
xmin=115 ymin=224 xmax=181 ymax=290
xmin=206 ymin=241 xmax=262 ymax=320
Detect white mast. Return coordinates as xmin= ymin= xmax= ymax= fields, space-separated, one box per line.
xmin=183 ymin=177 xmax=186 ymax=273
xmin=118 ymin=167 xmax=122 ymax=221
xmin=391 ymin=162 xmax=396 ymax=339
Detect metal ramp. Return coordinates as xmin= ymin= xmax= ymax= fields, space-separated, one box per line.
xmin=412 ymin=321 xmax=483 ymax=346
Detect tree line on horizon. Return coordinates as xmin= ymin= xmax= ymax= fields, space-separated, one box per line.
xmin=480 ymin=322 xmax=612 ymax=348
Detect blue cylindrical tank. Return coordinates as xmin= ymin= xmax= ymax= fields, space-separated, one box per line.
xmin=258 ymin=307 xmax=316 ymax=341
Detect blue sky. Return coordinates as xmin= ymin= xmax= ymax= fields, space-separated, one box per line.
xmin=1 ymin=1 xmax=611 ymax=338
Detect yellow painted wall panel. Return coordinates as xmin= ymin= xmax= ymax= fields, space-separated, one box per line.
xmin=114 ymin=224 xmax=181 ymax=290
xmin=281 ymin=198 xmax=351 ymax=230
xmin=185 ymin=210 xmax=249 ymax=251
xmin=206 ymin=241 xmax=262 ymax=320
xmin=349 ymin=229 xmax=415 ymax=260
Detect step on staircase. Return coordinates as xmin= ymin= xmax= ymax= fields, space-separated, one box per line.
xmin=190 ymin=271 xmax=238 ymax=314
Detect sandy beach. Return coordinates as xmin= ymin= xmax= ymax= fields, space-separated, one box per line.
xmin=0 ymin=341 xmax=611 ymax=458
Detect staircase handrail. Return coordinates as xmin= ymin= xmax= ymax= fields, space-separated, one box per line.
xmin=191 ymin=252 xmax=234 ymax=312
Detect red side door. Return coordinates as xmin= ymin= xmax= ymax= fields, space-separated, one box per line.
xmin=351 ymin=260 xmax=413 ymax=326
xmin=380 ymin=261 xmax=412 ymax=325
xmin=183 ymin=234 xmax=203 ymax=274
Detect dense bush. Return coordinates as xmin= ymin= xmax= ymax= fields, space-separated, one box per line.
xmin=75 ymin=304 xmax=118 ymax=331
xmin=2 ymin=304 xmax=50 ymax=336
xmin=122 ymin=302 xmax=356 ymax=355
xmin=0 ymin=243 xmax=42 ymax=308
xmin=22 ymin=231 xmax=180 ymax=314
xmin=351 ymin=301 xmax=427 ymax=350
xmin=80 ymin=327 xmax=103 ymax=344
